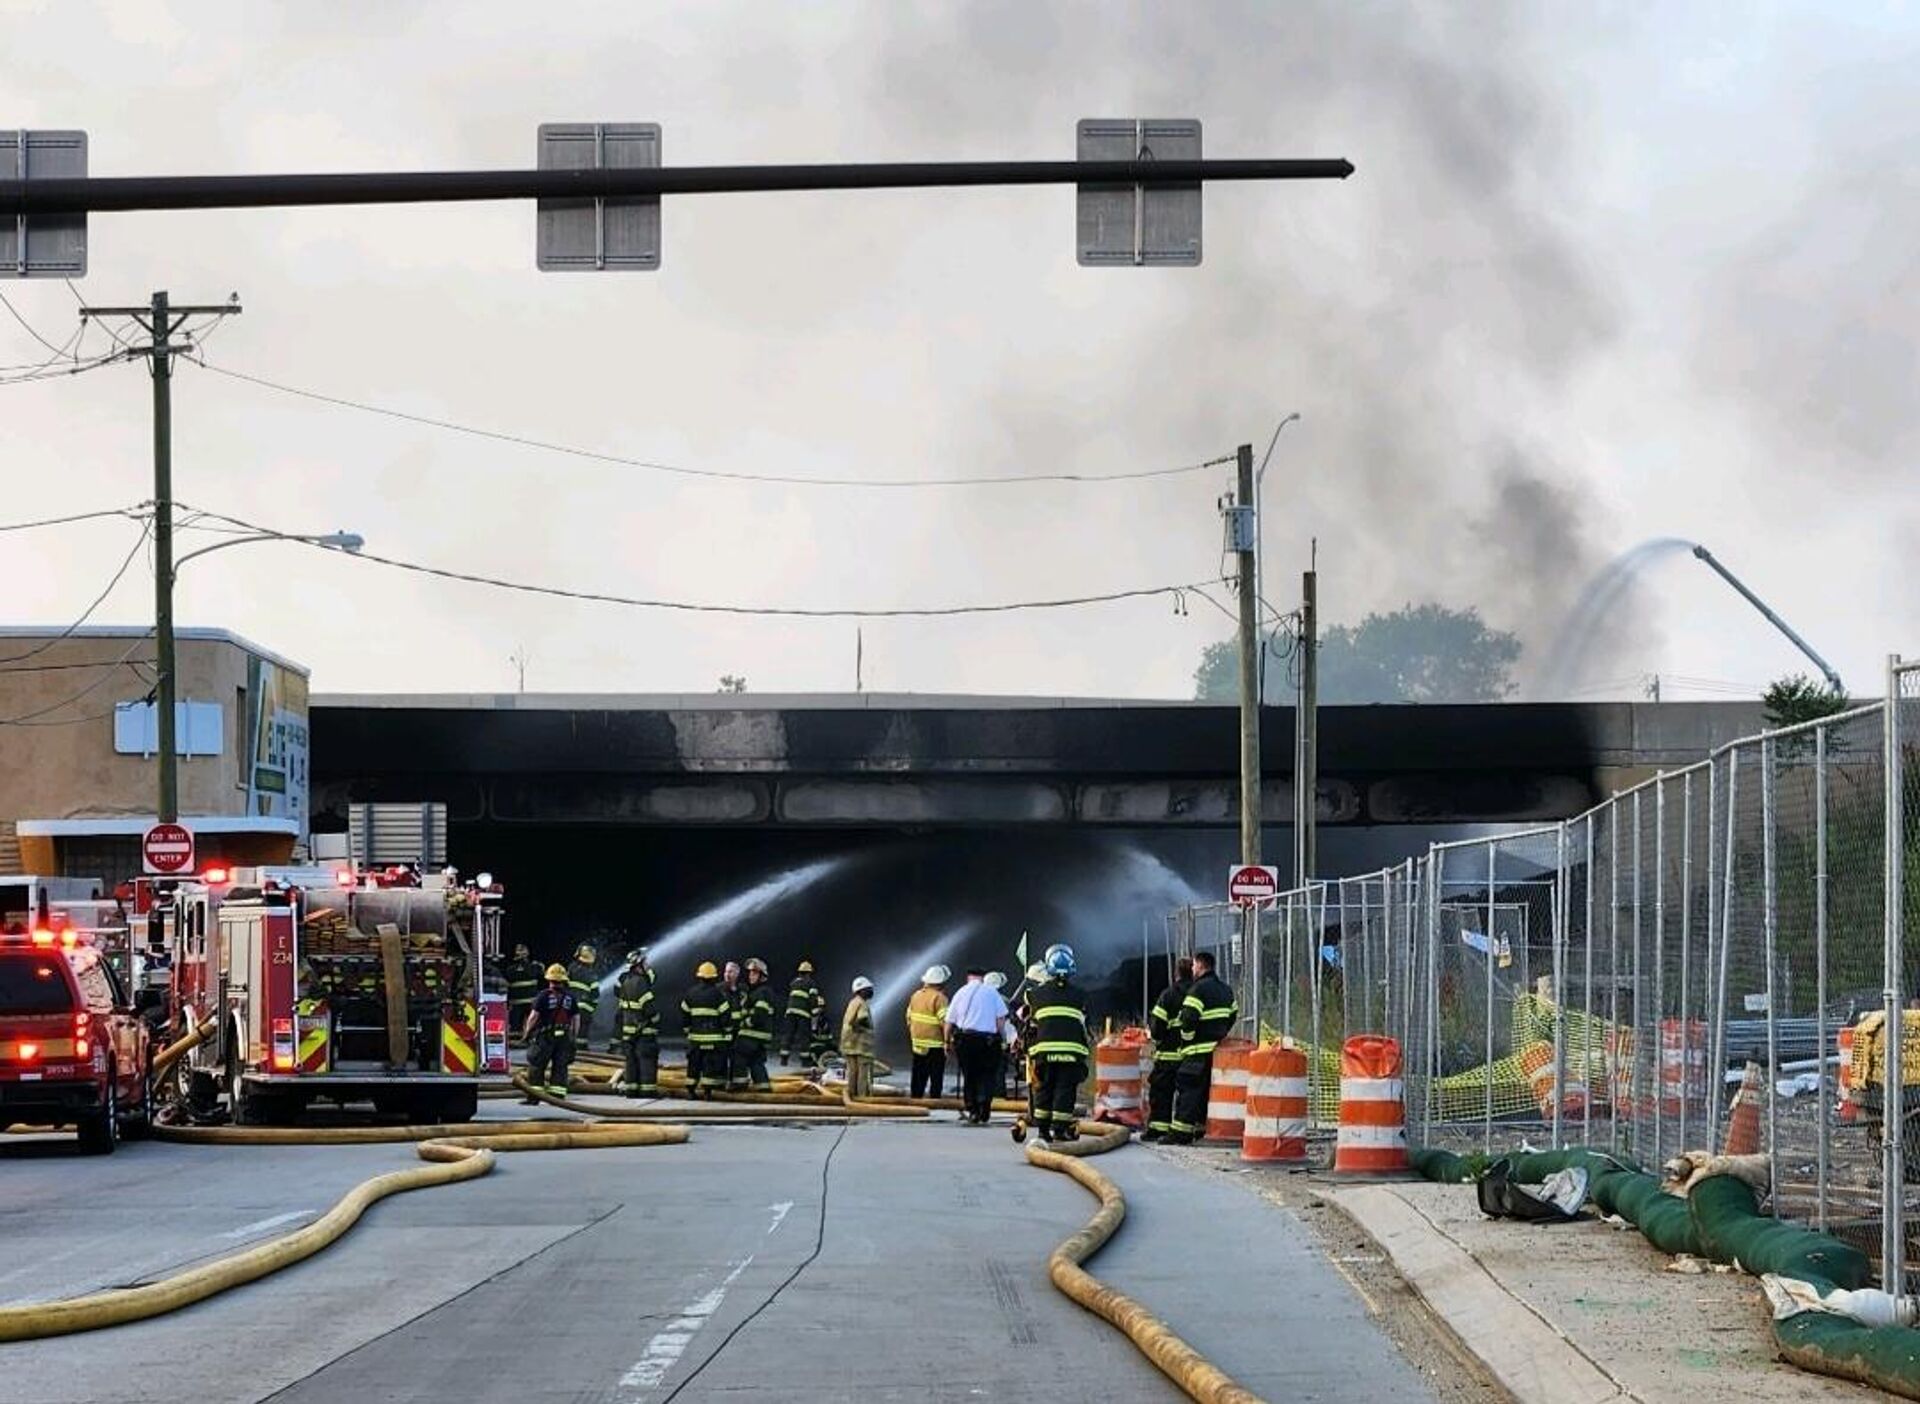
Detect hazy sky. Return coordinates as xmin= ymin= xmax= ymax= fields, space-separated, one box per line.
xmin=2 ymin=1 xmax=1915 ymax=701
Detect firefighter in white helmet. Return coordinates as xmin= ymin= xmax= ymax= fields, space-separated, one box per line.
xmin=841 ymin=976 xmax=877 ymax=1099
xmin=907 ymin=963 xmax=951 ymax=1098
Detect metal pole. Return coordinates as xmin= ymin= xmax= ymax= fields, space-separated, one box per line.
xmin=1815 ymin=725 xmax=1830 ymax=1232
xmin=1283 ymin=893 xmax=1295 ymax=1040
xmin=1609 ymin=807 xmax=1622 ymax=1153
xmin=1633 ymin=791 xmax=1645 ymax=1156
xmin=1553 ymin=824 xmax=1566 ymax=1147
xmin=1680 ymin=771 xmax=1694 ymax=1158
xmin=1884 ymin=656 xmax=1905 ymax=1293
xmin=1705 ymin=758 xmax=1719 ymax=1149
xmin=1423 ymin=858 xmax=1440 ymax=1143
xmin=1141 ymin=916 xmax=1150 ymax=1024
xmin=1486 ymin=842 xmax=1497 ymax=1154
xmin=1295 ymin=568 xmax=1318 ymax=886
xmin=150 ymin=290 xmax=177 ymax=826
xmin=1762 ymin=737 xmax=1781 ymax=1216
xmin=1654 ymin=779 xmax=1666 ymax=1165
xmin=1 ymin=156 xmax=1358 ymax=215
xmin=1234 ymin=444 xmax=1261 ymax=870
xmin=1247 ymin=902 xmax=1261 ymax=1040
xmin=1584 ymin=818 xmax=1595 ymax=1145
xmin=1311 ymin=881 xmax=1326 ymax=1128
xmin=1711 ymin=749 xmax=1741 ymax=1153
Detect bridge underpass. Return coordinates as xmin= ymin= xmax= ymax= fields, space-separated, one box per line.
xmin=311 ymin=692 xmax=1765 ymax=1032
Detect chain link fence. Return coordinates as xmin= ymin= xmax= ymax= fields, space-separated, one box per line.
xmin=1164 ymin=657 xmax=1920 ymax=1285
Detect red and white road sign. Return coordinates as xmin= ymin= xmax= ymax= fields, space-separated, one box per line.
xmin=142 ymin=822 xmax=195 ymax=876
xmin=1227 ymin=863 xmax=1280 ymax=907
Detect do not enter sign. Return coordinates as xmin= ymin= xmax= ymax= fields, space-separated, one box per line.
xmin=1227 ymin=864 xmax=1280 ymax=907
xmin=142 ymin=822 xmax=195 ymax=876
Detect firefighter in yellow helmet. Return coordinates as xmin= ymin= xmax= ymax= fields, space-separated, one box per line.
xmin=522 ymin=963 xmax=579 ymax=1101
xmin=566 ymin=942 xmax=600 ymax=1050
xmin=680 ymin=960 xmax=727 ymax=1098
xmin=781 ymin=958 xmax=823 ymax=1068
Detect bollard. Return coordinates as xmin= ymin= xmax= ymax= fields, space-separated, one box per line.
xmin=1242 ymin=1044 xmax=1308 ymax=1163
xmin=1334 ymin=1034 xmax=1408 ymax=1173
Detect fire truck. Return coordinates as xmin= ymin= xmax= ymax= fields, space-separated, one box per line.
xmin=144 ymin=865 xmax=510 ymax=1124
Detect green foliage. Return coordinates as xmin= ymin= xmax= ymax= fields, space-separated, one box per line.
xmin=1192 ymin=602 xmax=1521 ymax=704
xmin=1763 ymin=673 xmax=1849 ymax=731
xmin=717 ymin=675 xmax=748 ymax=694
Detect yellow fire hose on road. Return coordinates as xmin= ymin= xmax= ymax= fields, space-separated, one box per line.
xmin=513 ymin=1075 xmax=927 ymax=1119
xmin=1027 ymin=1122 xmax=1266 ymax=1404
xmin=0 ymin=1118 xmax=687 ymax=1343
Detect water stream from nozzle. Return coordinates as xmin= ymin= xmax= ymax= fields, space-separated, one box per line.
xmin=598 ymin=856 xmax=851 ymax=998
xmin=872 ymin=919 xmax=978 ymax=1016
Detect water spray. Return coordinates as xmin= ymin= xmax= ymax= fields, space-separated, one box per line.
xmin=872 ymin=920 xmax=978 ymax=1014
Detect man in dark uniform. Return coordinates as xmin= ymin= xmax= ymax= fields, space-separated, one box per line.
xmin=732 ymin=958 xmax=778 ymax=1093
xmin=503 ymin=943 xmax=541 ymax=1039
xmin=1167 ymin=949 xmax=1238 ymax=1145
xmin=1028 ymin=943 xmax=1092 ymax=1144
xmin=680 ymin=961 xmax=727 ymax=1098
xmin=781 ymin=959 xmax=823 ymax=1066
xmin=522 ymin=963 xmax=579 ymax=1102
xmin=616 ymin=947 xmax=660 ymax=1098
xmin=1142 ymin=957 xmax=1194 ymax=1143
xmin=566 ymin=942 xmax=601 ymax=1051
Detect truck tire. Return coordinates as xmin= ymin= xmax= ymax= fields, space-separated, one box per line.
xmin=122 ymin=1051 xmax=155 ymax=1141
xmin=77 ymin=1077 xmax=119 ymax=1156
xmin=228 ymin=1058 xmax=261 ymax=1127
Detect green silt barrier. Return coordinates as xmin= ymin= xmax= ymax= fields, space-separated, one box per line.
xmin=1406 ymin=1144 xmax=1920 ymax=1398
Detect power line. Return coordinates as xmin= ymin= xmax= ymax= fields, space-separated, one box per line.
xmin=178 ymin=502 xmax=1216 ymax=619
xmin=0 ymin=505 xmax=144 ymax=533
xmin=0 ymin=519 xmax=153 ymax=667
xmin=0 ymin=287 xmax=71 ymax=357
xmin=0 ymin=631 xmax=153 ymax=726
xmin=185 ymin=357 xmax=1236 ymax=490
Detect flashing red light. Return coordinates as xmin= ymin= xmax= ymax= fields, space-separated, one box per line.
xmin=74 ymin=1013 xmax=90 ymax=1059
xmin=271 ymin=1016 xmax=295 ymax=1071
xmin=28 ymin=928 xmax=55 ymax=947
xmin=203 ymin=867 xmax=230 ymax=885
xmin=335 ymin=870 xmax=356 ymax=888
xmin=18 ymin=1042 xmax=37 ymax=1061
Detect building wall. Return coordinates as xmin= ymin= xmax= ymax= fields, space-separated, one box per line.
xmin=0 ymin=629 xmax=309 ymax=823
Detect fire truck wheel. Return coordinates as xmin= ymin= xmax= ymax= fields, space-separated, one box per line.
xmin=76 ymin=1083 xmax=118 ymax=1156
xmin=123 ymin=1051 xmax=155 ymax=1141
xmin=227 ymin=1059 xmax=262 ymax=1127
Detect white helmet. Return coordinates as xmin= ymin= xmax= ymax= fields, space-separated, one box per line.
xmin=851 ymin=975 xmax=875 ymax=995
xmin=984 ymin=970 xmax=1006 ymax=990
xmin=922 ymin=964 xmax=951 ymax=984
xmin=1025 ymin=962 xmax=1047 ymax=983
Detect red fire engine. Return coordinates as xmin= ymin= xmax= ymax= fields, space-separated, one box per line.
xmin=143 ymin=865 xmax=509 ymax=1124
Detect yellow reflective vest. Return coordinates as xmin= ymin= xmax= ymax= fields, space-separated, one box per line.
xmin=906 ymin=986 xmax=948 ymax=1052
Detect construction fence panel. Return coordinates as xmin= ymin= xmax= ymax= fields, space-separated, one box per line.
xmin=1892 ymin=663 xmax=1920 ymax=1290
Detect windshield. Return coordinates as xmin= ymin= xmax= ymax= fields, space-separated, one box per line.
xmin=0 ymin=953 xmax=76 ymax=1014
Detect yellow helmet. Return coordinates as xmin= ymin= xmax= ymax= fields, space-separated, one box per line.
xmin=696 ymin=960 xmax=719 ymax=980
xmin=544 ymin=963 xmax=569 ymax=981
xmin=797 ymin=960 xmax=815 ymax=974
xmin=575 ymin=942 xmax=596 ymax=963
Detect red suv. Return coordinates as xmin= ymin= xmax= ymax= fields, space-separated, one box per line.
xmin=0 ymin=931 xmax=153 ymax=1153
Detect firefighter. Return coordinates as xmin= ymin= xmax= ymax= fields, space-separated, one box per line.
xmin=503 ymin=943 xmax=541 ymax=1037
xmin=808 ymin=995 xmax=838 ymax=1066
xmin=841 ymin=976 xmax=877 ymax=1099
xmin=522 ymin=964 xmax=579 ymax=1101
xmin=732 ymin=957 xmax=778 ymax=1092
xmin=907 ymin=964 xmax=951 ymax=1098
xmin=1028 ymin=944 xmax=1091 ymax=1143
xmin=616 ymin=947 xmax=660 ymax=1098
xmin=719 ymin=959 xmax=745 ymax=1089
xmin=566 ymin=942 xmax=601 ymax=1050
xmin=1142 ymin=957 xmax=1194 ymax=1143
xmin=680 ymin=960 xmax=728 ymax=1098
xmin=1166 ymin=949 xmax=1238 ymax=1145
xmin=781 ymin=959 xmax=824 ymax=1066
xmin=1010 ymin=961 xmax=1048 ymax=1109
xmin=985 ymin=970 xmax=1012 ymax=1097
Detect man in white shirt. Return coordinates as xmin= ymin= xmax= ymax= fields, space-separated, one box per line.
xmin=943 ymin=966 xmax=1009 ymax=1124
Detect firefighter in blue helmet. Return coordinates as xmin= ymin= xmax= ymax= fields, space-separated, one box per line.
xmin=1027 ymin=943 xmax=1091 ymax=1143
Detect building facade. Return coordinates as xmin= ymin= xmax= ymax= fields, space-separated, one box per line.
xmin=0 ymin=627 xmax=309 ymax=881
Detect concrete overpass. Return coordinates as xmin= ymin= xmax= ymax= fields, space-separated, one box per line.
xmin=310 ymin=692 xmax=1766 ymax=831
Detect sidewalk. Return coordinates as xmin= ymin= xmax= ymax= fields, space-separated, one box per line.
xmin=1317 ymin=1175 xmax=1875 ymax=1404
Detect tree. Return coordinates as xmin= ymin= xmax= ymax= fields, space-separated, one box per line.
xmin=1762 ymin=672 xmax=1848 ymax=731
xmin=1192 ymin=603 xmax=1521 ymax=704
xmin=717 ymin=675 xmax=748 ymax=694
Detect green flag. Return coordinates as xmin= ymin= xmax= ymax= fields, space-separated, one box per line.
xmin=1015 ymin=931 xmax=1028 ymax=969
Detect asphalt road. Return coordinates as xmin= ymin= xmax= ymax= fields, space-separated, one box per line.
xmin=2 ymin=1107 xmax=1440 ymax=1403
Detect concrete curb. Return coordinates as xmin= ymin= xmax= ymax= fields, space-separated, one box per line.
xmin=1328 ymin=1184 xmax=1635 ymax=1404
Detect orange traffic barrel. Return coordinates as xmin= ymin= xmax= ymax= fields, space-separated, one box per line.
xmin=1658 ymin=1017 xmax=1706 ymax=1114
xmin=1723 ymin=1059 xmax=1764 ymax=1155
xmin=1204 ymin=1038 xmax=1254 ymax=1143
xmin=1093 ymin=1027 xmax=1147 ymax=1128
xmin=1519 ymin=1041 xmax=1588 ymax=1120
xmin=1334 ymin=1034 xmax=1408 ymax=1173
xmin=1242 ymin=1044 xmax=1309 ymax=1163
xmin=1838 ymin=1026 xmax=1857 ymax=1122
xmin=1605 ymin=1025 xmax=1638 ymax=1116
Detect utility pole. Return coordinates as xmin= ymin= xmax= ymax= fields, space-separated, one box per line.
xmin=1233 ymin=443 xmax=1260 ymax=866
xmin=1294 ymin=560 xmax=1319 ymax=885
xmin=79 ymin=290 xmax=241 ymax=825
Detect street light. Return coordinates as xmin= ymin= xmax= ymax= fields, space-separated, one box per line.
xmin=153 ymin=526 xmax=364 ymax=825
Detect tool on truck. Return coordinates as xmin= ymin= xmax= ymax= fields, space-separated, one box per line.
xmin=149 ymin=865 xmax=510 ymax=1125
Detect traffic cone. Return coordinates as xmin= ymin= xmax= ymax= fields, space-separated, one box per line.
xmin=1723 ymin=1060 xmax=1764 ymax=1155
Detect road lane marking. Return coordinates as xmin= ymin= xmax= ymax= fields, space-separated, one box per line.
xmin=766 ymin=1201 xmax=793 ymax=1235
xmin=219 ymin=1210 xmax=315 ymax=1240
xmin=619 ymin=1255 xmax=755 ymax=1394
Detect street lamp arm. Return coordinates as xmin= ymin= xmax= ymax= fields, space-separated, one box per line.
xmin=169 ymin=529 xmax=363 ymax=580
